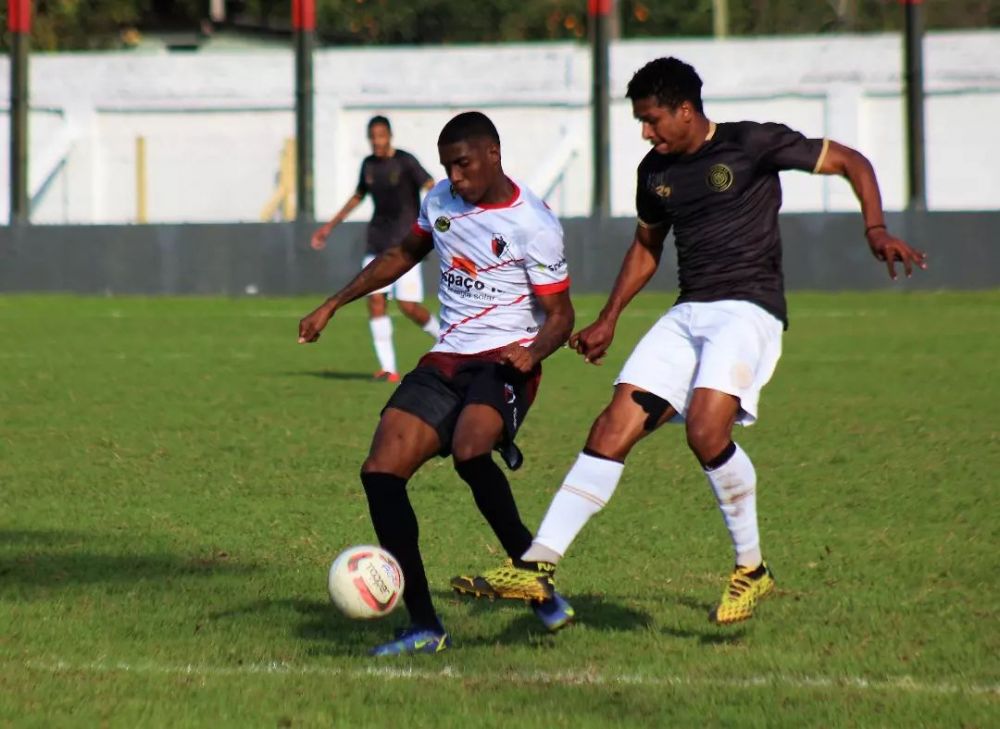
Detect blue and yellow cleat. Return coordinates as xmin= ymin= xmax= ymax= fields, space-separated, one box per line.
xmin=531 ymin=591 xmax=575 ymax=632
xmin=368 ymin=626 xmax=452 ymax=657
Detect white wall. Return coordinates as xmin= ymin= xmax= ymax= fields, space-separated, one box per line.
xmin=1 ymin=31 xmax=998 ymax=223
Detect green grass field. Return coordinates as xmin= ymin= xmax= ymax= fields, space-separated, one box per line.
xmin=1 ymin=292 xmax=997 ymax=728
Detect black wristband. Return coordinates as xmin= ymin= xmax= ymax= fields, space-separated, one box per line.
xmin=865 ymin=224 xmax=887 ymax=235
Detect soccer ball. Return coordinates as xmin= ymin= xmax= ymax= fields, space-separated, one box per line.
xmin=327 ymin=545 xmax=404 ymax=619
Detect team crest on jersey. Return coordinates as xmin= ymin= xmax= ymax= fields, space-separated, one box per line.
xmin=654 ymin=184 xmax=672 ymax=198
xmin=389 ymin=169 xmax=401 ymax=185
xmin=491 ymin=234 xmax=508 ymax=257
xmin=434 ymin=216 xmax=451 ymax=232
xmin=707 ymin=164 xmax=734 ymax=192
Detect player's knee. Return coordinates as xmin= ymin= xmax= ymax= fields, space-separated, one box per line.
xmin=451 ymin=442 xmax=491 ymax=465
xmin=397 ymin=301 xmax=422 ymax=320
xmin=586 ymin=410 xmax=636 ymax=461
xmin=360 ymin=457 xmax=386 ymax=475
xmin=452 ymin=451 xmax=494 ymax=481
xmin=361 ymin=455 xmax=409 ymax=478
xmin=685 ymin=419 xmax=730 ymax=464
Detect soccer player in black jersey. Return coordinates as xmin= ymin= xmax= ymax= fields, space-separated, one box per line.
xmin=459 ymin=57 xmax=927 ymax=624
xmin=311 ymin=116 xmax=440 ymax=382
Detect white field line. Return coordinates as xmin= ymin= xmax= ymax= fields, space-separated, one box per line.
xmin=15 ymin=658 xmax=999 ymax=698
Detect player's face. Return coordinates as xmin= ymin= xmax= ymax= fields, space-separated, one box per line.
xmin=368 ymin=124 xmax=392 ymax=157
xmin=438 ymin=139 xmax=499 ymax=205
xmin=632 ymin=96 xmax=693 ymax=154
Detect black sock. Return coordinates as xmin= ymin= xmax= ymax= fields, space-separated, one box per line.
xmin=454 ymin=453 xmax=533 ymax=559
xmin=360 ymin=471 xmax=441 ymax=632
xmin=702 ymin=441 xmax=737 ymax=470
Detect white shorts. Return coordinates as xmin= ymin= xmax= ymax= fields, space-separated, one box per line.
xmin=615 ymin=300 xmax=783 ymax=426
xmin=362 ymin=254 xmax=425 ymax=303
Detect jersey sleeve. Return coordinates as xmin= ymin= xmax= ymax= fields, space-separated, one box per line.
xmin=406 ymin=152 xmax=434 ymax=189
xmin=525 ymin=223 xmax=570 ymax=295
xmin=411 ymin=188 xmax=433 ymax=239
xmin=635 ymin=162 xmax=671 ymax=230
xmin=355 ymin=159 xmax=369 ymax=197
xmin=745 ymin=122 xmax=829 ymax=174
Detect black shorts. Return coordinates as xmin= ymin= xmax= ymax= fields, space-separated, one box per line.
xmin=383 ymin=348 xmax=542 ymax=457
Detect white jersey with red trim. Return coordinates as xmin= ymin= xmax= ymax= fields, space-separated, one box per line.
xmin=412 ymin=178 xmax=569 ymax=355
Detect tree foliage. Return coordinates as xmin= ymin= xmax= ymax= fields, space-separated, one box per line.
xmin=2 ymin=0 xmax=997 ymax=51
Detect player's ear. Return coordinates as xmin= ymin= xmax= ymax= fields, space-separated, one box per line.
xmin=486 ymin=141 xmax=501 ymax=165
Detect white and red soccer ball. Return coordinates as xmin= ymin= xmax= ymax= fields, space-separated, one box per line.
xmin=327 ymin=545 xmax=404 ymax=619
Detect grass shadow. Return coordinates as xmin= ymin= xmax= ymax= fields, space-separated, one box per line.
xmin=281 ymin=370 xmax=377 ymax=382
xmin=442 ymin=591 xmax=654 ymax=648
xmin=660 ymin=624 xmax=748 ymax=645
xmin=655 ymin=592 xmax=749 ymax=644
xmin=210 ymin=598 xmax=394 ymax=656
xmin=0 ymin=531 xmax=257 ymax=595
xmin=0 ymin=529 xmax=86 ymax=547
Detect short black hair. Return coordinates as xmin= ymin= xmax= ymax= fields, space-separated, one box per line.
xmin=626 ymin=57 xmax=704 ymax=114
xmin=437 ymin=111 xmax=500 ymax=146
xmin=367 ymin=115 xmax=391 ymax=134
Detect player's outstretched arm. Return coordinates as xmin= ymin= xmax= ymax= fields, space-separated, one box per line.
xmin=298 ymin=231 xmax=433 ymax=343
xmin=817 ymin=141 xmax=928 ymax=280
xmin=570 ymin=222 xmax=668 ymax=365
xmin=311 ymin=193 xmax=364 ymax=250
xmin=499 ymin=290 xmax=575 ymax=374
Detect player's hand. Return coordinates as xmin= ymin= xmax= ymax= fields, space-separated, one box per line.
xmin=498 ymin=343 xmax=537 ymax=374
xmin=569 ymin=317 xmax=616 ymax=365
xmin=310 ymin=225 xmax=331 ymax=251
xmin=866 ymin=228 xmax=928 ymax=280
xmin=298 ymin=302 xmax=335 ymax=344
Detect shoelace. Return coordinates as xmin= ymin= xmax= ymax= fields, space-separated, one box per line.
xmin=727 ymin=574 xmax=753 ymax=599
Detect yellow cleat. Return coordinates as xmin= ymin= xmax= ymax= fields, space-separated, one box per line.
xmin=450 ymin=559 xmax=555 ymax=602
xmin=710 ymin=562 xmax=775 ymax=625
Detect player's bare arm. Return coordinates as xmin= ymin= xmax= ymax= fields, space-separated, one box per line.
xmin=499 ymin=289 xmax=575 ymax=373
xmin=298 ymin=231 xmax=433 ymax=343
xmin=818 ymin=141 xmax=928 ymax=280
xmin=311 ymin=192 xmax=364 ymax=250
xmin=570 ymin=222 xmax=669 ymax=365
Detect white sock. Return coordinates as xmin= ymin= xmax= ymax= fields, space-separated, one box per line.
xmin=704 ymin=443 xmax=762 ymax=568
xmin=523 ymin=452 xmax=625 ymax=564
xmin=369 ymin=316 xmax=396 ymax=373
xmin=421 ymin=316 xmax=440 ymax=339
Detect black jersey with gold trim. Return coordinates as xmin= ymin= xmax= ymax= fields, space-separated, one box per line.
xmin=356 ymin=149 xmax=433 ymax=255
xmin=636 ymin=121 xmax=827 ymax=327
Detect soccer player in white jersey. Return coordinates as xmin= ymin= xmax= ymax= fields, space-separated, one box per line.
xmin=456 ymin=57 xmax=928 ymax=625
xmin=298 ymin=112 xmax=575 ymax=656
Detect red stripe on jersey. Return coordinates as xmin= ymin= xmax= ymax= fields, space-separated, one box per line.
xmin=439 ymin=294 xmax=529 ymax=342
xmin=476 ymin=180 xmax=521 ymax=209
xmin=531 ymin=278 xmax=570 ymax=296
xmin=477 ymin=258 xmax=524 ymax=275
xmin=450 ymin=200 xmax=524 ymax=223
xmin=411 ymin=221 xmax=432 ymax=239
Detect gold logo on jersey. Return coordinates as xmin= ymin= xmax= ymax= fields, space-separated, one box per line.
xmin=707 ymin=164 xmax=734 ymax=192
xmin=654 ymin=184 xmax=672 ymax=198
xmin=434 ymin=216 xmax=451 ymax=232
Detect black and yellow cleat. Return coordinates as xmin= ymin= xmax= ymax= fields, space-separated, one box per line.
xmin=451 ymin=559 xmax=555 ymax=602
xmin=709 ymin=562 xmax=775 ymax=625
